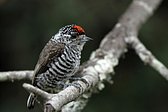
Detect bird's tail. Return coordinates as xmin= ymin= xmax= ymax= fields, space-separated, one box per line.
xmin=27 ymin=93 xmax=36 ymax=109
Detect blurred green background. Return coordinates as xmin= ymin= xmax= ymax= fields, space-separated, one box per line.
xmin=0 ymin=0 xmax=168 ymax=112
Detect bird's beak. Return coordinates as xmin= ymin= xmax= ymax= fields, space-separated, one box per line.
xmin=82 ymin=36 xmax=93 ymax=42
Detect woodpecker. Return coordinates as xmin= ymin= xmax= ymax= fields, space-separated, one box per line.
xmin=27 ymin=24 xmax=92 ymax=109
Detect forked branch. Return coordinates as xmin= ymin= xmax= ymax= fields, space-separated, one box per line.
xmin=0 ymin=0 xmax=167 ymax=112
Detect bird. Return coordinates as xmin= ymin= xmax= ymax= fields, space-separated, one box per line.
xmin=27 ymin=24 xmax=92 ymax=109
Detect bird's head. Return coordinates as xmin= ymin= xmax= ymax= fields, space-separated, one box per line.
xmin=52 ymin=24 xmax=92 ymax=47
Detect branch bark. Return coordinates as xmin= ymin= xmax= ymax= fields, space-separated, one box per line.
xmin=0 ymin=0 xmax=167 ymax=112
xmin=0 ymin=70 xmax=33 ymax=82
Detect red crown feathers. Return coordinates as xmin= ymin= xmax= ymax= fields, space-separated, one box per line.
xmin=73 ymin=25 xmax=85 ymax=34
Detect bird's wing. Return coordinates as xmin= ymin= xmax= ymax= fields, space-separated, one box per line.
xmin=32 ymin=40 xmax=65 ymax=84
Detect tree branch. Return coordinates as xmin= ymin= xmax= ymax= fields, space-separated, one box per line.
xmin=0 ymin=0 xmax=166 ymax=112
xmin=23 ymin=83 xmax=50 ymax=100
xmin=120 ymin=0 xmax=168 ymax=80
xmin=0 ymin=70 xmax=33 ymax=82
xmin=125 ymin=36 xmax=168 ymax=80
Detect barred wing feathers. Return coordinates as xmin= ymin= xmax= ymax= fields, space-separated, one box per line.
xmin=32 ymin=40 xmax=65 ymax=85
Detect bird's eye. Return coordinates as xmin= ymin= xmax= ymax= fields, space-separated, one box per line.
xmin=70 ymin=32 xmax=78 ymax=39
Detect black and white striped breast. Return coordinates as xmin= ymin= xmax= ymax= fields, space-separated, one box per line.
xmin=47 ymin=45 xmax=81 ymax=81
xmin=35 ymin=44 xmax=81 ymax=91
